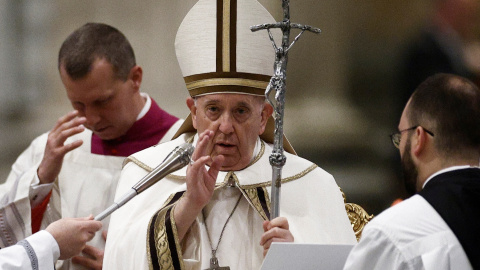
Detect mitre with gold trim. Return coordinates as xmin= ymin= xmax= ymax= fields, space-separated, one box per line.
xmin=172 ymin=0 xmax=295 ymax=154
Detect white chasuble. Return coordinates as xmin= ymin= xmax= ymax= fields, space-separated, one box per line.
xmin=103 ymin=133 xmax=356 ymax=270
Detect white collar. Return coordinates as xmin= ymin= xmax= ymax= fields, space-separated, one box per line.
xmin=136 ymin=93 xmax=151 ymax=120
xmin=423 ymin=165 xmax=473 ymax=188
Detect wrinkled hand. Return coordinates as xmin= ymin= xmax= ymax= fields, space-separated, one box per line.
xmin=260 ymin=217 xmax=294 ymax=257
xmin=37 ymin=110 xmax=86 ymax=184
xmin=184 ymin=130 xmax=224 ymax=207
xmin=45 ymin=215 xmax=102 ymax=260
xmin=174 ymin=130 xmax=225 ymax=241
xmin=72 ymin=230 xmax=107 ymax=270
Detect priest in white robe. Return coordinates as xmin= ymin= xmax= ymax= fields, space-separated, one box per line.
xmin=0 ymin=23 xmax=182 ymax=270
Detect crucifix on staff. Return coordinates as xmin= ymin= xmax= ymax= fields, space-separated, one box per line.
xmin=251 ymin=0 xmax=321 ymax=219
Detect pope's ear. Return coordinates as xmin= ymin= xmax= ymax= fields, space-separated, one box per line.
xmin=186 ymin=97 xmax=195 ymax=111
xmin=259 ymin=103 xmax=273 ymax=135
xmin=186 ymin=98 xmax=197 ymax=129
xmin=263 ymin=103 xmax=273 ymax=122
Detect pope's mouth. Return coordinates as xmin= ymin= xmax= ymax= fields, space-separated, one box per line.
xmin=214 ymin=143 xmax=237 ymax=153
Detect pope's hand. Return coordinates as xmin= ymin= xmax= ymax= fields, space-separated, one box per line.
xmin=174 ymin=130 xmax=225 ymax=241
xmin=260 ymin=217 xmax=294 ymax=257
xmin=37 ymin=110 xmax=86 ymax=184
xmin=184 ymin=130 xmax=224 ymax=208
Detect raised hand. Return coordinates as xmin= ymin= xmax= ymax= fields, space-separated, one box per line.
xmin=260 ymin=217 xmax=294 ymax=257
xmin=185 ymin=130 xmax=224 ymax=207
xmin=37 ymin=110 xmax=86 ymax=184
xmin=174 ymin=130 xmax=225 ymax=241
xmin=45 ymin=215 xmax=102 ymax=260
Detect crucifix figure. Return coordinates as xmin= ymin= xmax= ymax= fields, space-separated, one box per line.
xmin=250 ymin=0 xmax=321 ymax=219
xmin=206 ymin=254 xmax=230 ymax=270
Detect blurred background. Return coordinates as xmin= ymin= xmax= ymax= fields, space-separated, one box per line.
xmin=0 ymin=0 xmax=479 ymax=216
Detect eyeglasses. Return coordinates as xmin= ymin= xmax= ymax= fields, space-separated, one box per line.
xmin=390 ymin=126 xmax=434 ymax=149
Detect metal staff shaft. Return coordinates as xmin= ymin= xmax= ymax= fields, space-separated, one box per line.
xmin=251 ymin=0 xmax=321 ymax=219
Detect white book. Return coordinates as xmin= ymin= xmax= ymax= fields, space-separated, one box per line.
xmin=261 ymin=243 xmax=355 ymax=270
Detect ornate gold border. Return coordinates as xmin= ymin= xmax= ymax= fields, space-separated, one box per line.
xmin=242 ymin=187 xmax=270 ymax=221
xmin=148 ymin=206 xmax=174 ymax=269
xmin=186 ymin=78 xmax=269 ymax=91
xmin=239 ymin=164 xmax=318 ymax=190
xmin=123 ymin=156 xmax=153 ymax=172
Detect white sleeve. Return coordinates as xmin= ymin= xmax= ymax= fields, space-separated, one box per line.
xmin=0 ymin=230 xmax=60 ymax=270
xmin=181 ymin=218 xmax=202 ymax=268
xmin=0 ymin=133 xmax=49 ymax=247
xmin=29 ymin=174 xmax=54 ymax=208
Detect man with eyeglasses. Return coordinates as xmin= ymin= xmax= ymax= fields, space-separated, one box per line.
xmin=344 ymin=73 xmax=480 ymax=270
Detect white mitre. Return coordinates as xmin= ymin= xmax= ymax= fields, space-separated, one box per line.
xmin=175 ymin=0 xmax=276 ymax=97
xmin=173 ymin=0 xmax=295 ymax=154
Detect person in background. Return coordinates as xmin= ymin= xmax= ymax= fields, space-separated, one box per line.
xmin=0 ymin=23 xmax=182 ymax=270
xmin=400 ymin=0 xmax=480 ymax=108
xmin=344 ymin=73 xmax=480 ymax=269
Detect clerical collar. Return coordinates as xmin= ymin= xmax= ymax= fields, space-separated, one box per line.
xmin=91 ymin=97 xmax=179 ymax=156
xmin=423 ymin=165 xmax=473 ymax=189
xmin=137 ymin=92 xmax=151 ymax=120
